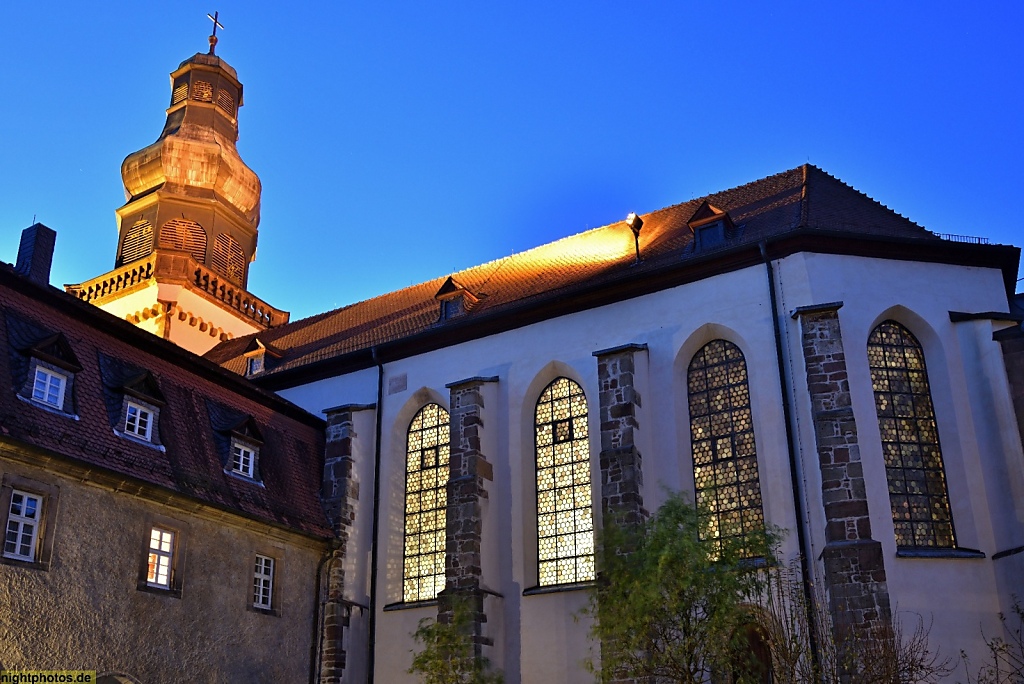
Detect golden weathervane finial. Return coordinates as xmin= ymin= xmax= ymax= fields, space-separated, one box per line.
xmin=207 ymin=11 xmax=225 ymax=54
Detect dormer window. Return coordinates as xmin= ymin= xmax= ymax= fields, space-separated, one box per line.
xmin=6 ymin=313 xmax=82 ymax=417
xmin=99 ymin=354 xmax=166 ymax=448
xmin=125 ymin=401 xmax=155 ymax=441
xmin=434 ymin=276 xmax=479 ymax=321
xmin=207 ymin=399 xmax=266 ymax=484
xmin=32 ymin=367 xmax=67 ymax=409
xmin=686 ymin=201 xmax=737 ymax=254
xmin=241 ymin=338 xmax=282 ymax=378
xmin=231 ymin=439 xmax=258 ymax=479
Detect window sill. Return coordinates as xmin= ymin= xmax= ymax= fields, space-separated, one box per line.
xmin=248 ymin=604 xmax=281 ymax=617
xmin=113 ymin=429 xmax=166 ymax=452
xmin=383 ymin=599 xmax=438 ymax=612
xmin=0 ymin=554 xmax=49 ymax=571
xmin=523 ymin=581 xmax=594 ymax=596
xmin=136 ymin=582 xmax=182 ymax=599
xmin=224 ymin=470 xmax=265 ymax=487
xmin=17 ymin=394 xmax=79 ymax=420
xmin=896 ymin=547 xmax=985 ymax=560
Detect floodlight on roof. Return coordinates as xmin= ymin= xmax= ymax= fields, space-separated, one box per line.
xmin=626 ymin=213 xmax=643 ymax=263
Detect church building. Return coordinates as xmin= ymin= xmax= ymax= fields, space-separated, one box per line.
xmin=4 ymin=27 xmax=1024 ymax=684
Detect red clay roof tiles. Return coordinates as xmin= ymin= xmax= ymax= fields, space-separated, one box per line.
xmin=205 ymin=165 xmax=937 ymax=377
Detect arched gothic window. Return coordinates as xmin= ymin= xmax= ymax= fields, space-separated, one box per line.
xmin=687 ymin=340 xmax=765 ymax=547
xmin=159 ymin=219 xmax=207 ymax=264
xmin=403 ymin=403 xmax=450 ymax=602
xmin=867 ymin=321 xmax=955 ymax=548
xmin=211 ymin=233 xmax=246 ymax=284
xmin=535 ymin=377 xmax=595 ymax=586
xmin=120 ymin=221 xmax=153 ymax=265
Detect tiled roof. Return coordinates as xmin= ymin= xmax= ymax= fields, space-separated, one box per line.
xmin=205 ymin=165 xmax=937 ymax=377
xmin=0 ymin=269 xmax=331 ymax=538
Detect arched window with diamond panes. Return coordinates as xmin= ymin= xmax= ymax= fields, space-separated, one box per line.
xmin=867 ymin=321 xmax=955 ymax=548
xmin=535 ymin=377 xmax=595 ymax=586
xmin=403 ymin=403 xmax=450 ymax=602
xmin=687 ymin=340 xmax=765 ymax=548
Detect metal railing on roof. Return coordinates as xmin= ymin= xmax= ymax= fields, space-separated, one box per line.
xmin=936 ymin=233 xmax=990 ymax=244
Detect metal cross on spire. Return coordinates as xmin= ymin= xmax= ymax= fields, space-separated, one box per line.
xmin=207 ymin=11 xmax=224 ymax=54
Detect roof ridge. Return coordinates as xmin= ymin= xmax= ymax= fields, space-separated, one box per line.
xmin=803 ymin=165 xmax=928 ymax=232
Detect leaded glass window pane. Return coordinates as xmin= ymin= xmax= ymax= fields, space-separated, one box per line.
xmin=868 ymin=321 xmax=955 ymax=548
xmin=403 ymin=403 xmax=450 ymax=602
xmin=687 ymin=340 xmax=765 ymax=550
xmin=536 ymin=377 xmax=595 ymax=586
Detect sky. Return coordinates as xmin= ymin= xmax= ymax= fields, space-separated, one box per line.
xmin=1 ymin=2 xmax=1021 ymax=321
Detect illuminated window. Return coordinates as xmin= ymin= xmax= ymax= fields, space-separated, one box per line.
xmin=687 ymin=340 xmax=765 ymax=549
xmin=212 ymin=233 xmax=246 ymax=284
xmin=867 ymin=321 xmax=955 ymax=548
xmin=147 ymin=527 xmax=175 ymax=588
xmin=120 ymin=220 xmax=153 ymax=265
xmin=535 ymin=377 xmax=595 ymax=586
xmin=231 ymin=439 xmax=258 ymax=479
xmin=31 ymin=367 xmax=66 ymax=409
xmin=403 ymin=403 xmax=450 ymax=602
xmin=159 ymin=218 xmax=207 ymax=263
xmin=4 ymin=490 xmax=41 ymax=562
xmin=124 ymin=401 xmax=154 ymax=442
xmin=253 ymin=555 xmax=274 ymax=609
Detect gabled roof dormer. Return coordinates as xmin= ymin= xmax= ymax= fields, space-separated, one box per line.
xmin=687 ymin=201 xmax=737 ymax=253
xmin=242 ymin=337 xmax=283 ymax=377
xmin=434 ymin=276 xmax=480 ymax=321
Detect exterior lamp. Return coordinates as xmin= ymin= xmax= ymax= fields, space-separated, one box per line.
xmin=626 ymin=212 xmax=643 ymax=263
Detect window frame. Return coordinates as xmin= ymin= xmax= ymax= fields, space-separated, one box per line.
xmin=402 ymin=402 xmax=451 ymax=603
xmin=533 ymin=376 xmax=596 ymax=588
xmin=867 ymin=320 xmax=957 ymax=550
xmin=686 ymin=339 xmax=766 ymax=553
xmin=124 ymin=400 xmax=154 ymax=441
xmin=252 ymin=554 xmax=275 ymax=610
xmin=136 ymin=515 xmax=187 ymax=597
xmin=230 ymin=438 xmax=259 ymax=480
xmin=31 ymin=366 xmax=67 ymax=410
xmin=0 ymin=474 xmax=59 ymax=571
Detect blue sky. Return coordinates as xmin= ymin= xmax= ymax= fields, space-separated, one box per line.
xmin=1 ymin=2 xmax=1021 ymax=320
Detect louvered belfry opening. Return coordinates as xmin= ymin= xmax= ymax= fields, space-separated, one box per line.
xmin=159 ymin=219 xmax=208 ymax=264
xmin=119 ymin=221 xmax=154 ymax=265
xmin=211 ymin=234 xmax=246 ymax=285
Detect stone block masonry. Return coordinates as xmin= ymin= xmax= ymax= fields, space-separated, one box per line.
xmin=795 ymin=304 xmax=892 ymax=643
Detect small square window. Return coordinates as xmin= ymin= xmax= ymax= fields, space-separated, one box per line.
xmin=125 ymin=401 xmax=154 ymax=441
xmin=231 ymin=440 xmax=258 ymax=479
xmin=31 ymin=368 xmax=66 ymax=409
xmin=245 ymin=354 xmax=264 ymax=376
xmin=147 ymin=527 xmax=175 ymax=588
xmin=4 ymin=490 xmax=42 ymax=562
xmin=253 ymin=554 xmax=274 ymax=609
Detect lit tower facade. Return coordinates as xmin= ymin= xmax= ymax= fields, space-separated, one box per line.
xmin=67 ymin=30 xmax=288 ymax=355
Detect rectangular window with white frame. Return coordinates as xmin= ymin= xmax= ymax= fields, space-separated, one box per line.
xmin=147 ymin=527 xmax=175 ymax=588
xmin=253 ymin=554 xmax=274 ymax=609
xmin=125 ymin=401 xmax=154 ymax=441
xmin=31 ymin=367 xmax=67 ymax=409
xmin=4 ymin=490 xmax=41 ymax=562
xmin=231 ymin=440 xmax=258 ymax=479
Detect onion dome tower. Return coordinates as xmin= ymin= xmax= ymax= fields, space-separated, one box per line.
xmin=67 ymin=25 xmax=288 ymax=355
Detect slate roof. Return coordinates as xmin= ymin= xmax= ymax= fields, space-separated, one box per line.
xmin=0 ymin=264 xmax=331 ymax=539
xmin=204 ymin=165 xmax=945 ymax=378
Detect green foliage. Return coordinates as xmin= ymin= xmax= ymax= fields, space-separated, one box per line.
xmin=583 ymin=492 xmax=779 ymax=683
xmin=409 ymin=595 xmax=503 ymax=684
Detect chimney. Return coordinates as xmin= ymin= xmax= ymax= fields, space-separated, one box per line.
xmin=15 ymin=223 xmax=56 ymax=286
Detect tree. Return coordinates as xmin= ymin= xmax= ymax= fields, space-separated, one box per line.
xmin=408 ymin=594 xmax=503 ymax=684
xmin=961 ymin=597 xmax=1024 ymax=684
xmin=755 ymin=560 xmax=953 ymax=683
xmin=583 ymin=492 xmax=778 ymax=683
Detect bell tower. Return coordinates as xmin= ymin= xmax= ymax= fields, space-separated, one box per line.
xmin=67 ymin=25 xmax=288 ymax=355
